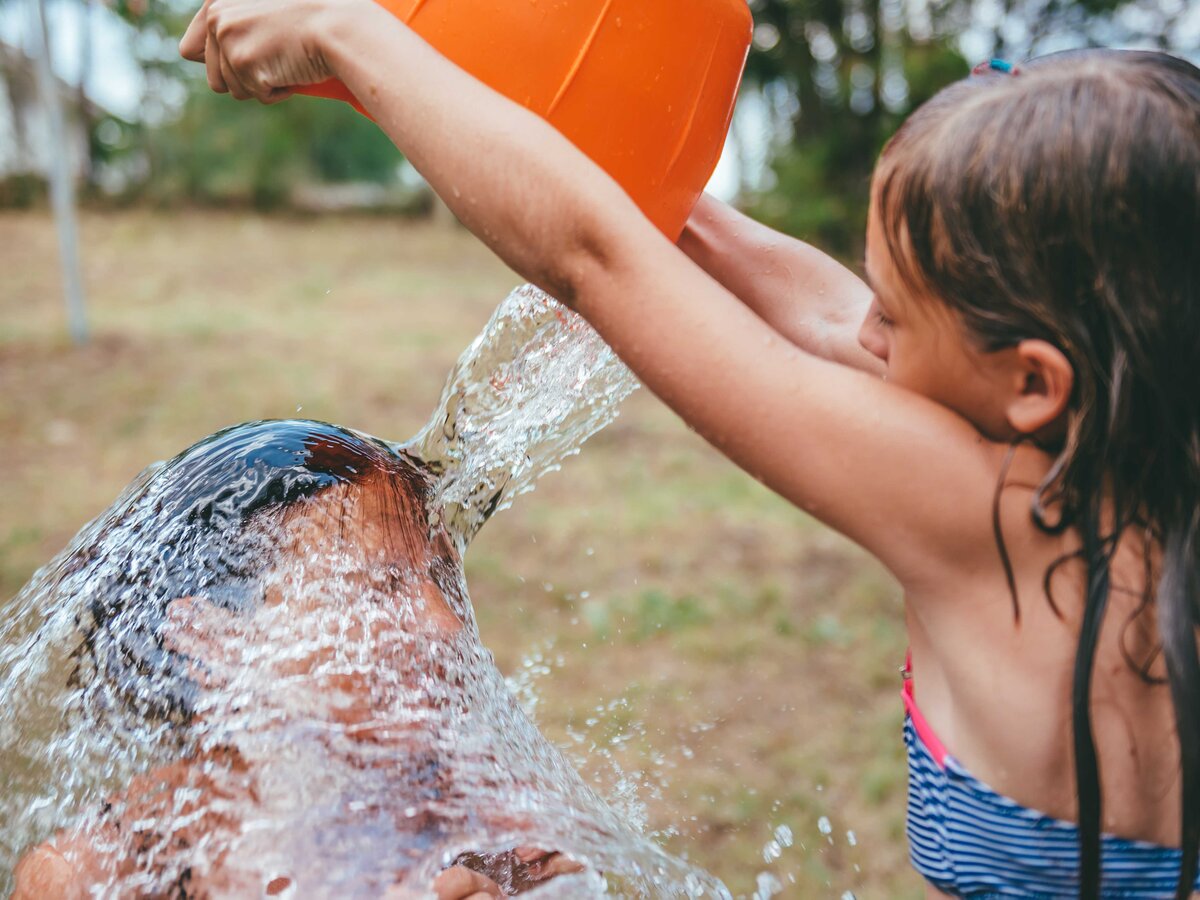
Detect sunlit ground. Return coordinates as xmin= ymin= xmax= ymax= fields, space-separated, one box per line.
xmin=0 ymin=210 xmax=918 ymax=897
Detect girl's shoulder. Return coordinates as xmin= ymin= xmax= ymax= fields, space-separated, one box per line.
xmin=907 ymin=451 xmax=1179 ymax=850
xmin=894 ymin=438 xmax=1064 ymax=601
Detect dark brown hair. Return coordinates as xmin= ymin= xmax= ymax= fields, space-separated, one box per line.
xmin=68 ymin=420 xmax=447 ymax=727
xmin=872 ymin=49 xmax=1200 ymax=898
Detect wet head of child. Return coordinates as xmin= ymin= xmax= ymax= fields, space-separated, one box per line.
xmin=180 ymin=12 xmax=1199 ymax=896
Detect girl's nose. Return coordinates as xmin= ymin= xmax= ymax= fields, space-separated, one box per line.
xmin=858 ymin=301 xmax=890 ymax=364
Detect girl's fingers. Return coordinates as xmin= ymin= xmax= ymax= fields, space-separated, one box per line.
xmin=259 ymin=86 xmax=296 ymax=106
xmin=219 ymin=48 xmax=252 ymax=101
xmin=184 ymin=0 xmax=336 ymax=99
xmin=180 ymin=4 xmax=208 ymax=61
xmin=205 ymin=30 xmax=227 ymax=93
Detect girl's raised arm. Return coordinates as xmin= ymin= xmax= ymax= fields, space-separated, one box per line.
xmin=185 ymin=0 xmax=1006 ymax=587
xmin=678 ymin=195 xmax=884 ymax=375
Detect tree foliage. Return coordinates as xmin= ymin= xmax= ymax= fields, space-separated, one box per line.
xmin=739 ymin=0 xmax=1193 ymax=257
xmin=6 ymin=0 xmax=1192 ymax=219
xmin=104 ymin=0 xmax=403 ymax=206
xmin=140 ymin=79 xmax=403 ymax=207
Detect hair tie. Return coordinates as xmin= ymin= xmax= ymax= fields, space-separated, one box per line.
xmin=972 ymin=58 xmax=1021 ymax=76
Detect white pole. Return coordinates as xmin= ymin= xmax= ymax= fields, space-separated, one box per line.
xmin=29 ymin=0 xmax=88 ymax=344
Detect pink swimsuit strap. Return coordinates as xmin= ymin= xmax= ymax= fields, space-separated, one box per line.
xmin=901 ymin=650 xmax=950 ymax=768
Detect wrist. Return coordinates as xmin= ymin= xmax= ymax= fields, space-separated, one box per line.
xmin=311 ymin=0 xmax=386 ymax=78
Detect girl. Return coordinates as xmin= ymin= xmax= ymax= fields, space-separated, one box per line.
xmin=179 ymin=9 xmax=1200 ymax=898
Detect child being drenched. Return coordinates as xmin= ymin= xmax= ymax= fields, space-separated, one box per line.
xmin=9 ymin=419 xmax=582 ymax=899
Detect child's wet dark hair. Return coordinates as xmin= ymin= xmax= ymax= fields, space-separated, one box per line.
xmin=872 ymin=49 xmax=1200 ymax=898
xmin=66 ymin=420 xmax=438 ymax=728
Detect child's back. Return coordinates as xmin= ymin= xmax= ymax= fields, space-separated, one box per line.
xmin=916 ymin=461 xmax=1179 ymax=843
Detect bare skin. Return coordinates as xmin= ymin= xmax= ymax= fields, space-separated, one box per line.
xmin=174 ymin=5 xmax=1187 ymax=892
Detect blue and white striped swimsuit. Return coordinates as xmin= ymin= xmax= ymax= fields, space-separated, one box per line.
xmin=903 ymin=673 xmax=1200 ymax=898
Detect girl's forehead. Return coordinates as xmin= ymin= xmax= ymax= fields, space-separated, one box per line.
xmin=865 ymin=210 xmax=959 ymax=328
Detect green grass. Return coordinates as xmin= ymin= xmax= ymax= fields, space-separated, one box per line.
xmin=0 ymin=209 xmax=919 ymax=896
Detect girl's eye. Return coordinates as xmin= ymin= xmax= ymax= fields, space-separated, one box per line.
xmin=875 ymin=308 xmax=894 ymax=328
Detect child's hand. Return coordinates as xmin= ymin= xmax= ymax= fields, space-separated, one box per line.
xmin=511 ymin=846 xmax=585 ymax=884
xmin=430 ymin=865 xmax=504 ymax=899
xmin=428 ymin=849 xmax=583 ymax=897
xmin=179 ymin=0 xmax=367 ymax=103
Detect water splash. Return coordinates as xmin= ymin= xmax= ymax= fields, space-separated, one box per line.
xmin=409 ymin=284 xmax=639 ymax=548
xmin=0 ymin=287 xmax=729 ymax=897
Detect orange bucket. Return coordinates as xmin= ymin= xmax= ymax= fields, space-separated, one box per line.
xmin=299 ymin=0 xmax=751 ymax=238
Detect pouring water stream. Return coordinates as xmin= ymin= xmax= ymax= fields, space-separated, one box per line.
xmin=0 ymin=286 xmax=738 ymax=897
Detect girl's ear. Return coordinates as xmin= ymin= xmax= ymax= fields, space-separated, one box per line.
xmin=1005 ymin=339 xmax=1074 ymax=438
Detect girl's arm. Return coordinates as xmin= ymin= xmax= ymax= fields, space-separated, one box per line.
xmin=186 ymin=0 xmax=1006 ymax=586
xmin=678 ymin=195 xmax=884 ymax=375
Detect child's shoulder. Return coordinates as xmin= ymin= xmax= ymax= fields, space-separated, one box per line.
xmin=893 ymin=437 xmax=1062 ymax=598
xmin=908 ymin=443 xmax=1179 ymax=848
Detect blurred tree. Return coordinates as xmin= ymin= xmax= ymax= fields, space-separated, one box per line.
xmin=7 ymin=0 xmax=1187 ymax=219
xmin=945 ymin=0 xmax=1197 ymax=58
xmin=741 ymin=0 xmax=968 ymax=258
xmin=740 ymin=0 xmax=1192 ymax=259
xmin=143 ymin=80 xmax=403 ymax=207
xmin=97 ymin=0 xmax=405 ymax=207
xmin=76 ymin=0 xmax=105 ymax=196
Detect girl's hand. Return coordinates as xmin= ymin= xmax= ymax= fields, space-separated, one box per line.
xmin=180 ymin=0 xmax=357 ymax=103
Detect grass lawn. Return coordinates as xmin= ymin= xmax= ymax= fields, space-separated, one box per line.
xmin=0 ymin=209 xmax=919 ymax=897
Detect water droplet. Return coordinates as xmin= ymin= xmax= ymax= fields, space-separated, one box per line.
xmin=754 ymin=871 xmax=783 ymax=899
xmin=817 ymin=815 xmax=832 ymax=835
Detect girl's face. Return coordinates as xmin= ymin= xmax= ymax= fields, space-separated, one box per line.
xmin=857 ymin=203 xmax=1018 ymax=441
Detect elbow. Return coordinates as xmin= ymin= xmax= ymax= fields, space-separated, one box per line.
xmin=534 ymin=203 xmax=625 ymax=313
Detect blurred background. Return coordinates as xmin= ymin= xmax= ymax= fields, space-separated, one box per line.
xmin=1 ymin=0 xmax=1197 ymax=895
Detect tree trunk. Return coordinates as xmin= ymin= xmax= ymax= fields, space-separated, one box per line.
xmin=77 ymin=0 xmax=96 ymax=193
xmin=30 ymin=0 xmax=89 ymax=343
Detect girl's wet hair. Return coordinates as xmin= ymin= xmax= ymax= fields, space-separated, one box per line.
xmin=873 ymin=49 xmax=1200 ymax=898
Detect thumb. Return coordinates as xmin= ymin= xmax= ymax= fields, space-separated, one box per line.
xmin=259 ymin=86 xmax=296 ymax=105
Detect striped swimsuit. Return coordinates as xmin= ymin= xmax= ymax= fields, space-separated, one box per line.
xmin=902 ymin=664 xmax=1200 ymax=898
